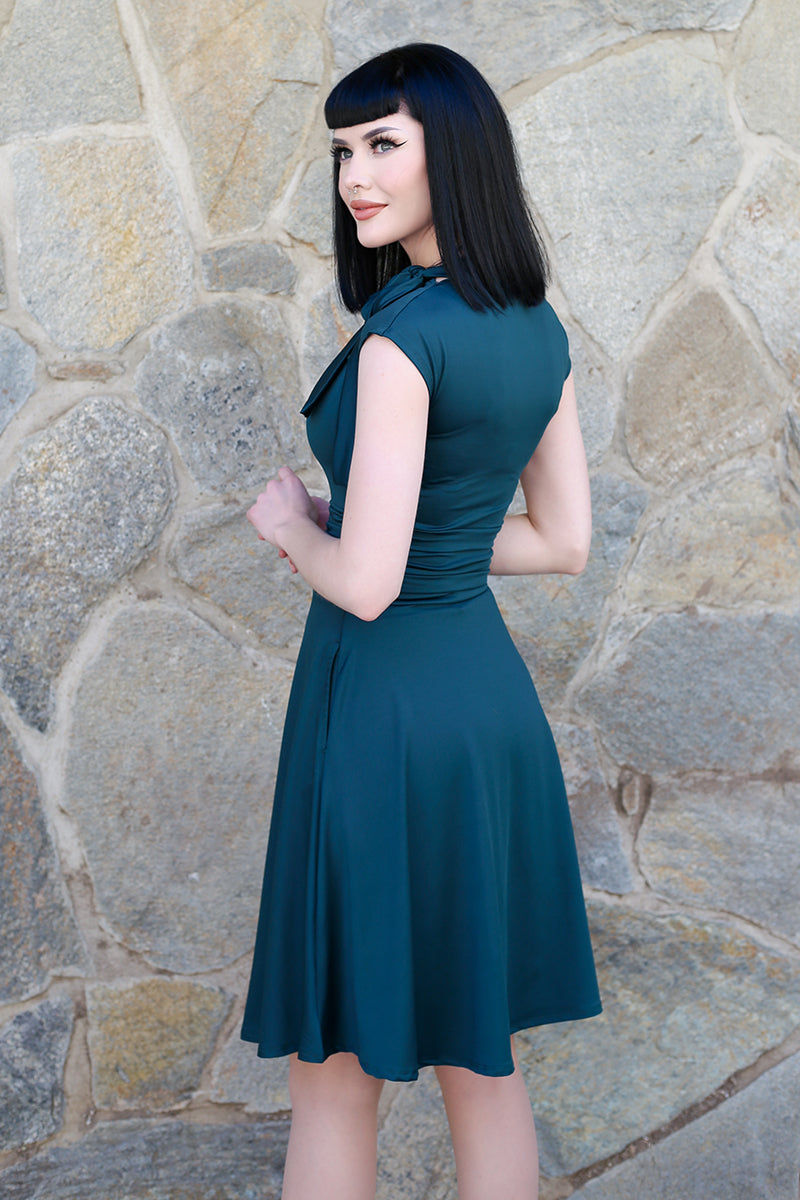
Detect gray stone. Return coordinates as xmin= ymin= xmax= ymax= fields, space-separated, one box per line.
xmin=0 ymin=324 xmax=37 ymax=435
xmin=513 ymin=40 xmax=740 ymax=357
xmin=626 ymin=457 xmax=800 ymax=608
xmin=577 ymin=611 xmax=800 ymax=773
xmin=13 ymin=138 xmax=193 ymax=352
xmin=210 ymin=1037 xmax=290 ymax=1113
xmin=0 ymin=1117 xmax=289 ymax=1199
xmin=0 ymin=0 xmax=139 ymax=138
xmin=201 ymin=243 xmax=297 ymax=295
xmin=63 ymin=603 xmax=293 ymax=972
xmin=87 ymin=979 xmax=231 ymax=1110
xmin=0 ymin=721 xmax=86 ymax=1003
xmin=717 ymin=154 xmax=800 ymax=385
xmin=517 ymin=904 xmax=800 ymax=1174
xmin=376 ymin=1069 xmax=453 ymax=1200
xmin=0 ymin=398 xmax=175 ymax=730
xmin=138 ymin=0 xmax=323 ymax=235
xmin=571 ymin=1051 xmax=800 ymax=1200
xmin=0 ymin=237 xmax=6 ymax=309
xmin=286 ymin=158 xmax=334 ymax=256
xmin=639 ymin=777 xmax=800 ymax=945
xmin=735 ymin=0 xmax=800 ymax=154
xmin=552 ymin=723 xmax=633 ymax=894
xmin=136 ymin=302 xmax=308 ymax=495
xmin=491 ymin=473 xmax=648 ymax=708
xmin=0 ymin=995 xmax=73 ymax=1153
xmin=567 ymin=325 xmax=617 ymax=467
xmin=302 ymin=283 xmax=362 ymax=394
xmin=170 ymin=504 xmax=311 ymax=649
xmin=625 ymin=289 xmax=776 ymax=485
xmin=328 ymin=0 xmax=752 ymax=93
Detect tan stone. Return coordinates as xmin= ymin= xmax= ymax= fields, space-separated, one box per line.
xmin=627 ymin=457 xmax=800 ymax=607
xmin=286 ymin=158 xmax=334 ymax=256
xmin=139 ymin=0 xmax=323 ymax=235
xmin=626 ymin=290 xmax=775 ymax=485
xmin=735 ymin=0 xmax=800 ymax=154
xmin=13 ymin=138 xmax=192 ymax=351
xmin=87 ymin=979 xmax=230 ymax=1110
xmin=302 ymin=284 xmax=362 ymax=394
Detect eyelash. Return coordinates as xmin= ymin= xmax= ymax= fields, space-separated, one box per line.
xmin=330 ymin=136 xmax=404 ymax=163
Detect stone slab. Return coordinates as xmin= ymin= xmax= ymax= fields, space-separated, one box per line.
xmin=0 ymin=398 xmax=176 ymax=730
xmin=0 ymin=1117 xmax=289 ymax=1199
xmin=567 ymin=325 xmax=617 ymax=467
xmin=513 ymin=39 xmax=740 ymax=357
xmin=87 ymin=979 xmax=230 ymax=1110
xmin=491 ymin=473 xmax=648 ymax=708
xmin=0 ymin=324 xmax=37 ymax=435
xmin=735 ymin=0 xmax=800 ymax=154
xmin=717 ymin=154 xmax=800 ymax=385
xmin=627 ymin=456 xmax=800 ymax=608
xmin=13 ymin=137 xmax=193 ymax=352
xmin=170 ymin=503 xmax=311 ymax=649
xmin=136 ymin=301 xmax=308 ymax=495
xmin=577 ymin=610 xmax=800 ymax=773
xmin=0 ymin=721 xmax=87 ymax=1003
xmin=302 ymin=284 xmax=362 ymax=394
xmin=625 ymin=289 xmax=776 ymax=485
xmin=0 ymin=995 xmax=73 ymax=1153
xmin=639 ymin=776 xmax=800 ymax=945
xmin=138 ymin=0 xmax=323 ymax=235
xmin=0 ymin=0 xmax=139 ymax=138
xmin=201 ymin=243 xmax=296 ymax=295
xmin=572 ymin=1051 xmax=800 ymax=1199
xmin=376 ymin=1068 xmax=453 ymax=1199
xmin=210 ymin=1037 xmax=290 ymax=1113
xmin=516 ymin=904 xmax=800 ymax=1174
xmin=63 ymin=603 xmax=293 ymax=972
xmin=0 ymin=236 xmax=7 ymax=309
xmin=285 ymin=158 xmax=334 ymax=256
xmin=553 ymin=723 xmax=633 ymax=894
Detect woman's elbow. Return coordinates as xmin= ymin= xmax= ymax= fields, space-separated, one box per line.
xmin=558 ymin=528 xmax=592 ymax=575
xmin=348 ymin=577 xmax=403 ymax=622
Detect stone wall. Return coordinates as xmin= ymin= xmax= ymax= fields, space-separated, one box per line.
xmin=1 ymin=1 xmax=798 ymax=1197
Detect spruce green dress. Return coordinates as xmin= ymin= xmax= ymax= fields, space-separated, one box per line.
xmin=241 ymin=264 xmax=601 ymax=1081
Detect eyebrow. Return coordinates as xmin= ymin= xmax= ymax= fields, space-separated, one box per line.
xmin=330 ymin=125 xmax=402 ymax=147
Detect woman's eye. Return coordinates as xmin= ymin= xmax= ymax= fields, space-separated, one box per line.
xmin=331 ymin=146 xmax=351 ymax=162
xmin=371 ymin=138 xmax=399 ymax=153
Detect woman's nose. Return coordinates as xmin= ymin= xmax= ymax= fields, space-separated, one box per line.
xmin=340 ymin=157 xmax=369 ymax=194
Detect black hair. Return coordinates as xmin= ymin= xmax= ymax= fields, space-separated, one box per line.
xmin=324 ymin=43 xmax=550 ymax=312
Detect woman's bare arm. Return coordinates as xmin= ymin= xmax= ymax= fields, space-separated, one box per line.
xmin=489 ymin=372 xmax=591 ymax=576
xmin=247 ymin=334 xmax=428 ymax=621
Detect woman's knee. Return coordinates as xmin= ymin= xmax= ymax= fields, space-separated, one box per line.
xmin=288 ymin=1052 xmax=384 ymax=1112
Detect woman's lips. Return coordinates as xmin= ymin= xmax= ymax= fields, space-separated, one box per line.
xmin=351 ymin=201 xmax=386 ymax=221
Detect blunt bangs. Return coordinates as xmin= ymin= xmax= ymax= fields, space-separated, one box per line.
xmin=324 ymin=59 xmax=407 ymax=131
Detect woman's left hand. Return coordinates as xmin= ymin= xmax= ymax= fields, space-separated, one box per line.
xmin=247 ymin=467 xmax=318 ymax=550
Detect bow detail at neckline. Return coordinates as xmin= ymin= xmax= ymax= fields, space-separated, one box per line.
xmin=360 ymin=263 xmax=446 ymax=319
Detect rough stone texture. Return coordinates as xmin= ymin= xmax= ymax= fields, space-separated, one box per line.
xmin=0 ymin=995 xmax=73 ymax=1153
xmin=639 ymin=777 xmax=800 ymax=945
xmin=567 ymin=324 xmax=617 ymax=467
xmin=136 ymin=301 xmax=308 ymax=495
xmin=63 ymin=604 xmax=293 ymax=972
xmin=513 ymin=40 xmax=741 ymax=357
xmin=0 ymin=722 xmax=86 ymax=1003
xmin=717 ymin=154 xmax=800 ymax=384
xmin=302 ymin=283 xmax=362 ymax=393
xmin=376 ymin=1069 xmax=454 ymax=1200
xmin=577 ymin=611 xmax=800 ymax=774
xmin=626 ymin=457 xmax=800 ymax=608
xmin=0 ymin=398 xmax=175 ymax=731
xmin=286 ymin=158 xmax=334 ymax=256
xmin=13 ymin=138 xmax=193 ymax=352
xmin=734 ymin=0 xmax=800 ymax=154
xmin=138 ymin=0 xmax=323 ymax=235
xmin=571 ymin=1051 xmax=800 ymax=1199
xmin=201 ymin=243 xmax=297 ymax=295
xmin=625 ymin=289 xmax=776 ymax=485
xmin=329 ymin=0 xmax=752 ymax=92
xmin=491 ymin=473 xmax=648 ymax=708
xmin=517 ymin=904 xmax=800 ymax=1174
xmin=87 ymin=979 xmax=231 ymax=1110
xmin=0 ymin=1117 xmax=289 ymax=1199
xmin=552 ymin=723 xmax=634 ymax=894
xmin=210 ymin=1037 xmax=290 ymax=1113
xmin=0 ymin=324 xmax=37 ymax=435
xmin=0 ymin=0 xmax=140 ymax=138
xmin=0 ymin=237 xmax=7 ymax=309
xmin=170 ymin=503 xmax=311 ymax=649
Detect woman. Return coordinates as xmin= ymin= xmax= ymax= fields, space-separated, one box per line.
xmin=243 ymin=43 xmax=601 ymax=1200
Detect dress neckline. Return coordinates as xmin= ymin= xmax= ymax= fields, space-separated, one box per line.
xmin=361 ymin=263 xmax=447 ymax=320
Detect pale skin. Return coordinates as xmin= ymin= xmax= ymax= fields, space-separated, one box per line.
xmin=248 ymin=110 xmax=591 ymax=1199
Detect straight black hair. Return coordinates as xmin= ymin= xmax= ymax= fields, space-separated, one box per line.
xmin=324 ymin=43 xmax=550 ymax=313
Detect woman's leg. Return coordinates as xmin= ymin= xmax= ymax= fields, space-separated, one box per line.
xmin=281 ymin=1052 xmax=385 ymax=1200
xmin=435 ymin=1038 xmax=538 ymax=1200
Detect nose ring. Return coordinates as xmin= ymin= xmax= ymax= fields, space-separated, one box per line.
xmin=349 ymin=184 xmax=360 ymax=196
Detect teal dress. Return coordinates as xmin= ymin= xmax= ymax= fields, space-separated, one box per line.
xmin=241 ymin=264 xmax=601 ymax=1080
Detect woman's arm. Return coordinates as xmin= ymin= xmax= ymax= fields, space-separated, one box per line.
xmin=247 ymin=334 xmax=429 ymax=621
xmin=490 ymin=371 xmax=591 ymax=577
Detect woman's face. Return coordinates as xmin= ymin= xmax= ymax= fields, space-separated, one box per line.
xmin=332 ymin=110 xmax=439 ymax=267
